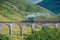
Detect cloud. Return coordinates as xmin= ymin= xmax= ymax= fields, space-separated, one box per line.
xmin=27 ymin=0 xmax=43 ymax=3
xmin=32 ymin=0 xmax=43 ymax=3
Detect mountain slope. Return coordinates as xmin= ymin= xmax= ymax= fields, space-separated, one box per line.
xmin=37 ymin=0 xmax=60 ymax=14
xmin=0 ymin=0 xmax=59 ymax=22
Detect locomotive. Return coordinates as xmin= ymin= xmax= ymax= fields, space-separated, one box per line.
xmin=22 ymin=14 xmax=60 ymax=23
xmin=22 ymin=17 xmax=60 ymax=23
xmin=22 ymin=17 xmax=34 ymax=22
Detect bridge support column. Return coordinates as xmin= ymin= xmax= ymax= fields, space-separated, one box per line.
xmin=18 ymin=24 xmax=23 ymax=36
xmin=41 ymin=24 xmax=46 ymax=27
xmin=0 ymin=23 xmax=3 ymax=33
xmin=41 ymin=24 xmax=47 ymax=29
xmin=8 ymin=24 xmax=14 ymax=36
xmin=31 ymin=23 xmax=35 ymax=33
xmin=55 ymin=24 xmax=58 ymax=28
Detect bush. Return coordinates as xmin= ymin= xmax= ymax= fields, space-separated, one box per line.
xmin=26 ymin=26 xmax=60 ymax=40
xmin=0 ymin=34 xmax=11 ymax=40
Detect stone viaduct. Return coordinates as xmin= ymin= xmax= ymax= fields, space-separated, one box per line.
xmin=0 ymin=21 xmax=60 ymax=36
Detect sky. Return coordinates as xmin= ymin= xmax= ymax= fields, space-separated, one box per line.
xmin=27 ymin=0 xmax=43 ymax=3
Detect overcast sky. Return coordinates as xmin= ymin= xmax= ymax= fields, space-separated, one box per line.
xmin=27 ymin=0 xmax=43 ymax=3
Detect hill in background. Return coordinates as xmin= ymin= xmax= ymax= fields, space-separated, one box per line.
xmin=37 ymin=0 xmax=60 ymax=14
xmin=0 ymin=0 xmax=60 ymax=22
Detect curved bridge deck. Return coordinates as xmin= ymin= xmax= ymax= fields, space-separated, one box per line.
xmin=0 ymin=20 xmax=60 ymax=36
xmin=0 ymin=20 xmax=60 ymax=23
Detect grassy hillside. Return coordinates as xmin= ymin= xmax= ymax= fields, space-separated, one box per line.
xmin=0 ymin=0 xmax=58 ymax=22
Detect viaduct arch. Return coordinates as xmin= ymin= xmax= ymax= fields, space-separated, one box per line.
xmin=0 ymin=22 xmax=60 ymax=36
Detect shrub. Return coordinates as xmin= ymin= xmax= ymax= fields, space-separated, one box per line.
xmin=26 ymin=26 xmax=60 ymax=40
xmin=0 ymin=34 xmax=11 ymax=40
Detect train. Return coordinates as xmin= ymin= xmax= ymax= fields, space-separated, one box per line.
xmin=22 ymin=16 xmax=60 ymax=23
xmin=22 ymin=20 xmax=60 ymax=23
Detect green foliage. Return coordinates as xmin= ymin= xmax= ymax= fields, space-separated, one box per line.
xmin=0 ymin=34 xmax=11 ymax=40
xmin=0 ymin=0 xmax=4 ymax=3
xmin=26 ymin=26 xmax=60 ymax=40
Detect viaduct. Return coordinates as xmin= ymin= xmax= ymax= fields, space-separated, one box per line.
xmin=0 ymin=21 xmax=60 ymax=36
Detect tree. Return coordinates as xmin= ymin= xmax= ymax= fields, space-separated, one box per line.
xmin=0 ymin=34 xmax=11 ymax=40
xmin=26 ymin=26 xmax=60 ymax=40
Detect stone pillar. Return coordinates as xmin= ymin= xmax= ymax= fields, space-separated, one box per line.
xmin=41 ymin=24 xmax=46 ymax=27
xmin=8 ymin=24 xmax=14 ymax=36
xmin=43 ymin=24 xmax=47 ymax=26
xmin=41 ymin=24 xmax=47 ymax=29
xmin=31 ymin=23 xmax=35 ymax=33
xmin=55 ymin=24 xmax=58 ymax=28
xmin=0 ymin=23 xmax=3 ymax=33
xmin=53 ymin=24 xmax=59 ymax=32
xmin=18 ymin=23 xmax=23 ymax=36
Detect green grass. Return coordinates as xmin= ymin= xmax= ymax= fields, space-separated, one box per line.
xmin=0 ymin=0 xmax=59 ymax=22
xmin=1 ymin=24 xmax=60 ymax=40
xmin=1 ymin=24 xmax=42 ymax=40
xmin=0 ymin=15 xmax=11 ymax=22
xmin=1 ymin=24 xmax=32 ymax=40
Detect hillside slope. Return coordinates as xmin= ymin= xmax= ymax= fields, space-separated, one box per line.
xmin=0 ymin=0 xmax=59 ymax=22
xmin=37 ymin=0 xmax=60 ymax=14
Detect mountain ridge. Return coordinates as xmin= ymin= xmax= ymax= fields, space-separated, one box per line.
xmin=37 ymin=0 xmax=60 ymax=14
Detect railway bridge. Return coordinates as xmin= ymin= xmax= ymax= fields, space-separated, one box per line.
xmin=0 ymin=20 xmax=60 ymax=36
